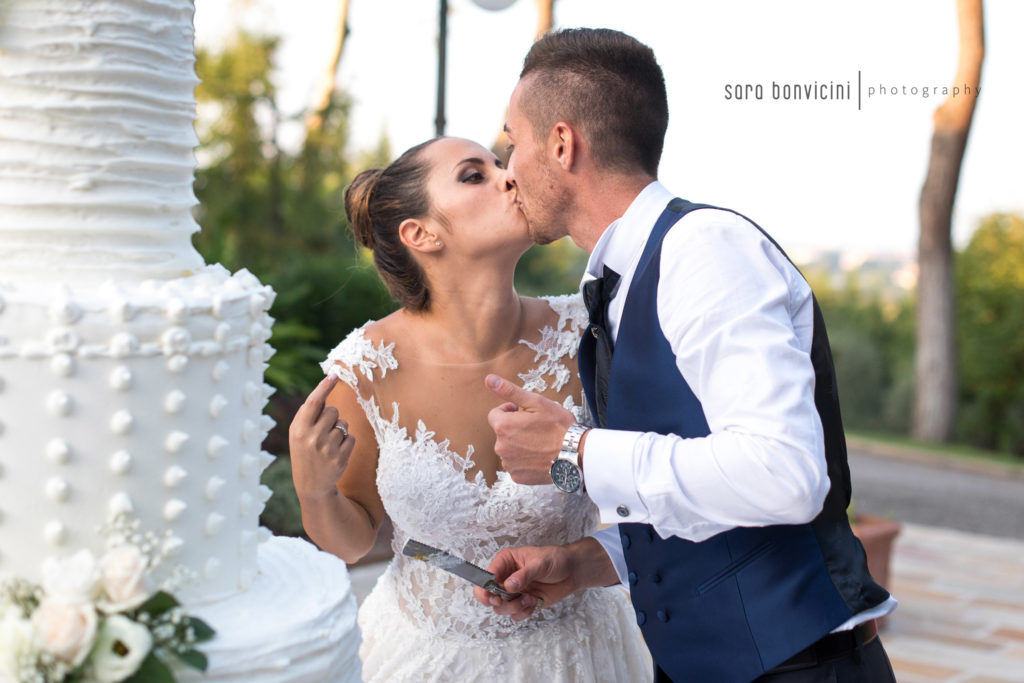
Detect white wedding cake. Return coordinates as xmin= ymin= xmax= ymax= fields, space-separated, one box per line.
xmin=0 ymin=0 xmax=360 ymax=680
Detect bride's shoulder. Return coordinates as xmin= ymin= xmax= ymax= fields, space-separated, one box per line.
xmin=320 ymin=311 xmax=402 ymax=381
xmin=531 ymin=292 xmax=587 ymax=335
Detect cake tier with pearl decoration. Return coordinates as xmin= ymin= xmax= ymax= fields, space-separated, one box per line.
xmin=0 ymin=267 xmax=277 ymax=602
xmin=0 ymin=1 xmax=360 ymax=680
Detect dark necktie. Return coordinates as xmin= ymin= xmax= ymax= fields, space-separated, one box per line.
xmin=582 ymin=265 xmax=621 ymax=427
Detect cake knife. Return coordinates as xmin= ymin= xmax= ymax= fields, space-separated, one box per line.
xmin=402 ymin=539 xmax=522 ymax=600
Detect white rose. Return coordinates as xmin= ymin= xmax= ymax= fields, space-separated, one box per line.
xmin=98 ymin=546 xmax=152 ymax=613
xmin=31 ymin=599 xmax=98 ymax=667
xmin=0 ymin=609 xmax=39 ymax=680
xmin=41 ymin=549 xmax=101 ymax=604
xmin=87 ymin=615 xmax=153 ymax=683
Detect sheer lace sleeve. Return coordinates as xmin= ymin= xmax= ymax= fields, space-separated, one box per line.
xmin=518 ymin=293 xmax=590 ymax=425
xmin=320 ymin=324 xmax=397 ymax=442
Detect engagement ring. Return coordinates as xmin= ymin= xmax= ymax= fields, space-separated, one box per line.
xmin=334 ymin=421 xmax=348 ymax=437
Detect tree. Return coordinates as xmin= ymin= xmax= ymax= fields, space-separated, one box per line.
xmin=913 ymin=0 xmax=984 ymax=442
xmin=956 ymin=213 xmax=1024 ymax=454
xmin=306 ymin=0 xmax=352 ymax=134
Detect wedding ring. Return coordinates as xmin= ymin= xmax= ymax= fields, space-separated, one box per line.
xmin=334 ymin=421 xmax=348 ymax=438
xmin=534 ymin=596 xmax=545 ymax=611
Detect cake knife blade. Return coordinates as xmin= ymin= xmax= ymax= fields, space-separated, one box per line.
xmin=401 ymin=539 xmax=521 ymax=600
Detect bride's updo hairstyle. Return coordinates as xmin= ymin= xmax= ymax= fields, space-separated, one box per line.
xmin=345 ymin=138 xmax=440 ymax=312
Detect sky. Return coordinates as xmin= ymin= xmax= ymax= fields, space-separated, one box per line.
xmin=194 ymin=0 xmax=1023 ymax=257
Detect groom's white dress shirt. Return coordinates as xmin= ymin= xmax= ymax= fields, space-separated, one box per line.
xmin=583 ymin=182 xmax=895 ymax=627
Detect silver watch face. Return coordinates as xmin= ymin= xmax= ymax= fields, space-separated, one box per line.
xmin=550 ymin=459 xmax=582 ymax=493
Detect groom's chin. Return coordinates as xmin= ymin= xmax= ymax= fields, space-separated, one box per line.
xmin=527 ymin=226 xmax=559 ymax=246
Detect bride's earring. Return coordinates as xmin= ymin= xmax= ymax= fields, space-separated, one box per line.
xmin=434 ymin=239 xmax=442 ymax=247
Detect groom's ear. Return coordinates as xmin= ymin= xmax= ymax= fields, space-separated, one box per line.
xmin=549 ymin=122 xmax=576 ymax=171
xmin=398 ymin=218 xmax=443 ymax=254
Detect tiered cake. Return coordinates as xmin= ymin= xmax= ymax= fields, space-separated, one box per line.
xmin=0 ymin=0 xmax=360 ymax=679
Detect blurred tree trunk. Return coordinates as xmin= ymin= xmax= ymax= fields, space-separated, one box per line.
xmin=306 ymin=0 xmax=351 ymax=134
xmin=492 ymin=0 xmax=557 ymax=161
xmin=914 ymin=0 xmax=984 ymax=442
xmin=534 ymin=0 xmax=554 ymax=39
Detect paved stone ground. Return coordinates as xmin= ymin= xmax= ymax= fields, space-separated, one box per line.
xmin=881 ymin=523 xmax=1024 ymax=683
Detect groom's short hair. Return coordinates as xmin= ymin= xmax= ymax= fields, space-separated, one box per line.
xmin=520 ymin=28 xmax=668 ymax=177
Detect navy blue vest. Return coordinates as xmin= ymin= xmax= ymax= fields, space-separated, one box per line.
xmin=579 ymin=199 xmax=889 ymax=682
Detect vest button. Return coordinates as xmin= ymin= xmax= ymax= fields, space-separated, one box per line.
xmin=636 ymin=611 xmax=647 ymax=626
xmin=628 ymin=571 xmax=638 ymax=586
xmin=657 ymin=609 xmax=670 ymax=623
xmin=649 ymin=573 xmax=661 ymax=584
xmin=621 ymin=533 xmax=631 ymax=549
xmin=616 ymin=504 xmax=630 ymax=517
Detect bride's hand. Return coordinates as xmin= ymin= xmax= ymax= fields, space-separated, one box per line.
xmin=473 ymin=544 xmax=578 ymax=622
xmin=289 ymin=374 xmax=356 ymax=500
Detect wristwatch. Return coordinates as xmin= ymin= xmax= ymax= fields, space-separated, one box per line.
xmin=550 ymin=423 xmax=588 ymax=494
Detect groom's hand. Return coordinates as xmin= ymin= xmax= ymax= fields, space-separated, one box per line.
xmin=474 ymin=538 xmax=619 ymax=622
xmin=486 ymin=374 xmax=575 ymax=485
xmin=473 ymin=544 xmax=578 ymax=622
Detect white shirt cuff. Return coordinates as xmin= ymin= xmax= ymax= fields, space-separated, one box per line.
xmin=590 ymin=525 xmax=628 ymax=587
xmin=583 ymin=428 xmax=648 ymax=525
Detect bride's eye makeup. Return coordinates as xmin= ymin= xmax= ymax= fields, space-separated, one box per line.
xmin=459 ymin=169 xmax=485 ymax=183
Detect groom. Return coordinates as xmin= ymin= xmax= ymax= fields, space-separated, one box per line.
xmin=478 ymin=28 xmax=897 ymax=682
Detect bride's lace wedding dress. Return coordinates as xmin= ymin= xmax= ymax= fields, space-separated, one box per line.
xmin=322 ymin=294 xmax=651 ymax=682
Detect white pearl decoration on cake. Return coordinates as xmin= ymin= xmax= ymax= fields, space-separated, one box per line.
xmin=107 ymin=493 xmax=134 ymax=519
xmin=206 ymin=476 xmax=227 ymax=502
xmin=212 ymin=359 xmax=230 ymax=381
xmin=162 ymin=327 xmax=192 ymax=355
xmin=109 ymin=451 xmax=133 ymax=475
xmin=257 ymin=485 xmax=273 ymax=504
xmin=110 ymin=332 xmax=140 ymax=358
xmin=239 ymin=454 xmax=258 ymax=478
xmin=50 ymin=353 xmax=75 ymax=377
xmin=163 ymin=389 xmax=187 ymax=414
xmin=206 ymin=513 xmax=226 ymax=537
xmin=43 ymin=521 xmax=68 ymax=546
xmin=164 ymin=431 xmax=190 ymax=454
xmin=162 ymin=536 xmax=184 ymax=557
xmin=109 ymin=409 xmax=134 ymax=435
xmin=46 ymin=439 xmax=71 ymax=465
xmin=109 ymin=366 xmax=133 ymax=391
xmin=47 ymin=391 xmax=73 ymax=417
xmin=208 ymin=435 xmax=229 ymax=459
xmin=163 ymin=499 xmax=187 ymax=521
xmin=163 ymin=465 xmax=188 ymax=489
xmin=167 ymin=354 xmax=189 ymax=373
xmin=45 ymin=477 xmax=71 ymax=503
xmin=209 ymin=394 xmax=228 ymax=418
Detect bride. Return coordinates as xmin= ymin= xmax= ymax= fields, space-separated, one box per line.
xmin=288 ymin=136 xmax=651 ymax=681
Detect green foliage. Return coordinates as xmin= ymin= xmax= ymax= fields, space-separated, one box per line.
xmin=956 ymin=213 xmax=1024 ymax=454
xmin=806 ymin=270 xmax=916 ymax=433
xmin=514 ymin=239 xmax=589 ymax=296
